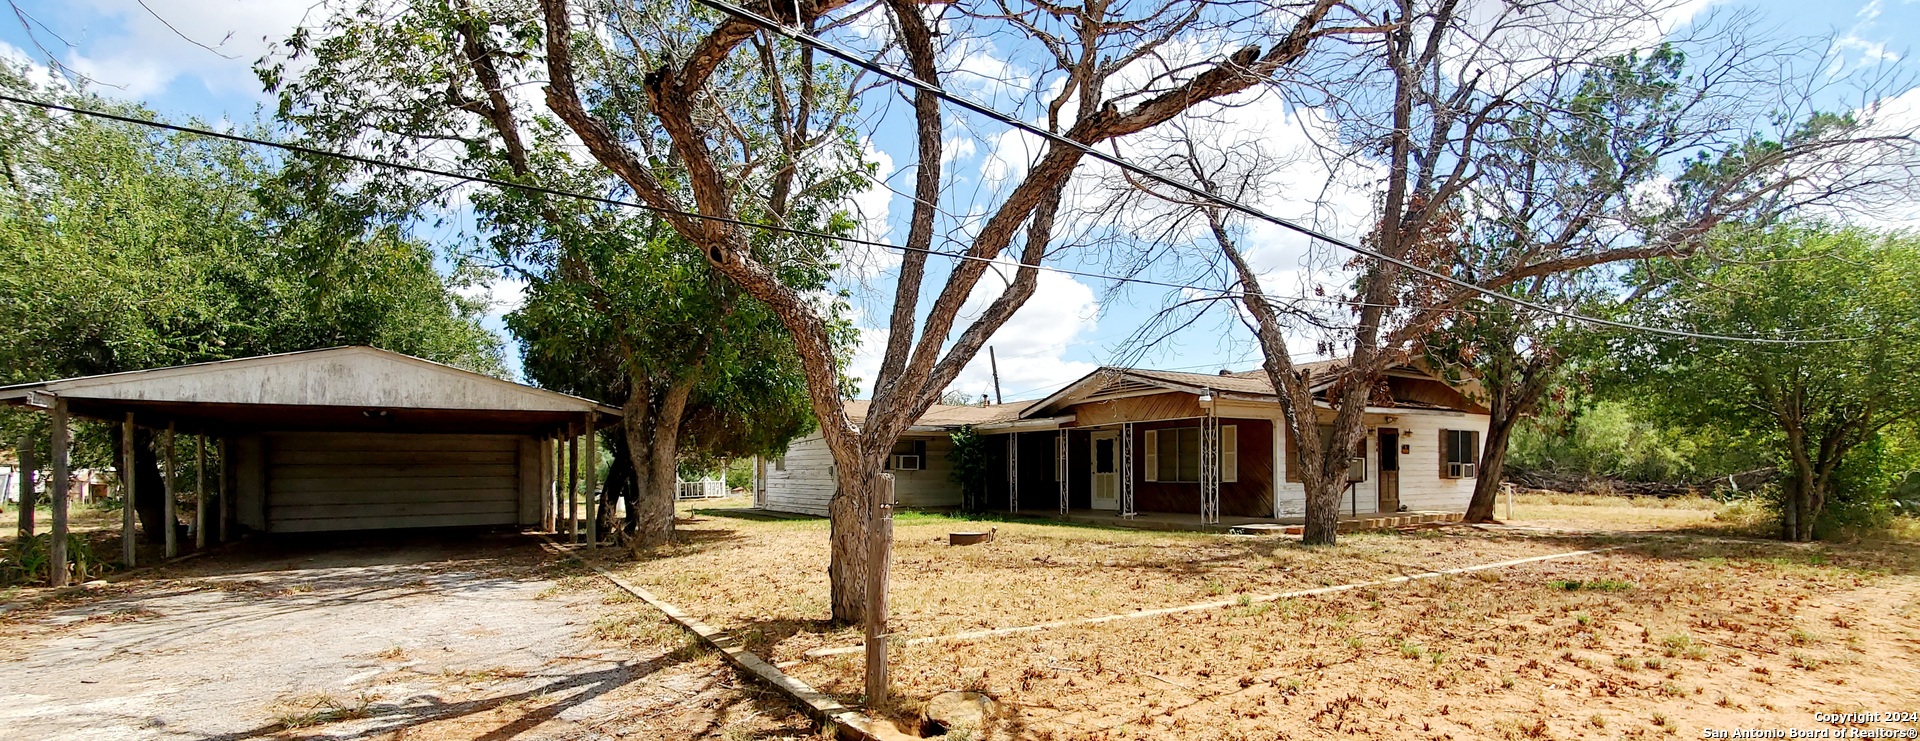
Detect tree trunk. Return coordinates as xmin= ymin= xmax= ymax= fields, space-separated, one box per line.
xmin=131 ymin=428 xmax=169 ymax=544
xmin=1465 ymin=414 xmax=1521 ymax=523
xmin=827 ymin=458 xmax=880 ymax=624
xmin=1301 ymin=474 xmax=1342 ymax=545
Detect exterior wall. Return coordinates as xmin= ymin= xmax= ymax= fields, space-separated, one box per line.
xmin=763 ymin=432 xmax=836 ymax=516
xmin=1128 ymin=417 xmax=1274 ymax=517
xmin=764 ymin=432 xmax=965 ymax=516
xmin=1272 ymin=409 xmax=1489 ymax=517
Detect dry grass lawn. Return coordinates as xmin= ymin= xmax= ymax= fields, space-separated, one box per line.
xmin=603 ymin=494 xmax=1920 ymax=740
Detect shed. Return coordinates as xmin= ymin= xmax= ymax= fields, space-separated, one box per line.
xmin=1 ymin=347 xmax=616 ymax=567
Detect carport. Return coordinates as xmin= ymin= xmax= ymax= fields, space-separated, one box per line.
xmin=2 ymin=346 xmax=619 ymax=585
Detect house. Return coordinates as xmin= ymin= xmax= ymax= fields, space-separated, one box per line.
xmin=763 ymin=360 xmax=1490 ymax=524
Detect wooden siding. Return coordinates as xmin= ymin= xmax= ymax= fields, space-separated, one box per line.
xmin=262 ymin=432 xmax=527 ymax=532
xmin=763 ymin=432 xmax=836 ymax=516
xmin=1129 ymin=418 xmax=1273 ymax=517
xmin=1272 ymin=410 xmax=1486 ymax=517
xmin=1069 ymin=393 xmax=1206 ymax=427
xmin=763 ymin=432 xmax=966 ymax=516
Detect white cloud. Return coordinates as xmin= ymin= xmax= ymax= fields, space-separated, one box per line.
xmin=455 ymin=273 xmax=527 ymax=318
xmin=53 ymin=0 xmax=315 ymax=100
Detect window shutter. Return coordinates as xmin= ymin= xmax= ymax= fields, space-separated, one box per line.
xmin=1467 ymin=431 xmax=1480 ymax=466
xmin=1222 ymin=425 xmax=1238 ymax=483
xmin=1284 ymin=425 xmax=1300 ymax=483
xmin=1440 ymin=429 xmax=1453 ymax=478
xmin=1144 ymin=429 xmax=1158 ymax=482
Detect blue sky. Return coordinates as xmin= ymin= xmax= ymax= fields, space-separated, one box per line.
xmin=4 ymin=0 xmax=1915 ymax=399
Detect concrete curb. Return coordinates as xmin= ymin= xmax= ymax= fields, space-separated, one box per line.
xmin=539 ymin=536 xmax=882 ymax=741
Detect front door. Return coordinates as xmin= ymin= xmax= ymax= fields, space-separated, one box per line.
xmin=1378 ymin=428 xmax=1400 ymax=513
xmin=1091 ymin=431 xmax=1119 ymax=510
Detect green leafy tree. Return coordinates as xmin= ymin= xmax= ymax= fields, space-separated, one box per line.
xmin=1625 ymin=225 xmax=1920 ymax=540
xmin=0 ymin=64 xmax=502 ymax=542
xmin=263 ymin=0 xmax=858 ymax=548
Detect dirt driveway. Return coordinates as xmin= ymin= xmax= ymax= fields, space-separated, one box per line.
xmin=0 ymin=532 xmax=813 ymax=740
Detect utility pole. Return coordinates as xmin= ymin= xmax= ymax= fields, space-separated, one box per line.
xmin=988 ymin=346 xmax=1003 ymax=405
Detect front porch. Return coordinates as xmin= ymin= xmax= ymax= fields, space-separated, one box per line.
xmin=1008 ymin=508 xmax=1463 ymax=534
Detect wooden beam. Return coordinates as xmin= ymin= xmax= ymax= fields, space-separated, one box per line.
xmin=15 ymin=434 xmax=35 ymax=540
xmin=194 ymin=435 xmax=207 ymax=549
xmin=122 ymin=414 xmax=136 ymax=567
xmin=583 ymin=414 xmax=597 ymax=551
xmin=865 ymin=473 xmax=895 ymax=703
xmin=49 ymin=398 xmax=70 ymax=587
xmin=163 ymin=423 xmax=177 ymax=559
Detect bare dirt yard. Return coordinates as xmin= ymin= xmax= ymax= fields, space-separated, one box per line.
xmin=608 ymin=494 xmax=1920 ymax=740
xmin=0 ymin=530 xmax=814 ymax=740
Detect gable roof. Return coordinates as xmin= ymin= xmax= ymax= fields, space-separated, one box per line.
xmin=0 ymin=346 xmax=619 ymax=415
xmin=1023 ymin=358 xmax=1483 ymax=417
xmin=840 ymin=399 xmax=1029 ymax=431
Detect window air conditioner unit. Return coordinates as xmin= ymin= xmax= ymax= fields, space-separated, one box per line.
xmin=891 ymin=454 xmax=922 ymax=471
xmin=1449 ymin=462 xmax=1476 ymax=479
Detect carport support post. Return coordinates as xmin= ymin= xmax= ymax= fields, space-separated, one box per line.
xmin=218 ymin=438 xmax=230 ymax=543
xmin=121 ymin=414 xmax=136 ymax=567
xmin=196 ymin=436 xmax=209 ymax=549
xmin=583 ymin=414 xmax=597 ymax=550
xmin=49 ymin=398 xmax=70 ymax=587
xmin=15 ymin=434 xmax=35 ymax=540
xmin=567 ymin=429 xmax=579 ymax=543
xmin=865 ymin=473 xmax=895 ymax=704
xmin=163 ymin=423 xmax=176 ymax=559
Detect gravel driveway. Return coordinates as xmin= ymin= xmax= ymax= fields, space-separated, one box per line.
xmin=0 ymin=531 xmax=811 ymax=740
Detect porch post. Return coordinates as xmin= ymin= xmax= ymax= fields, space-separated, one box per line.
xmin=121 ymin=414 xmax=136 ymax=566
xmin=1200 ymin=414 xmax=1220 ymax=525
xmin=1006 ymin=434 xmax=1018 ymax=513
xmin=49 ymin=398 xmax=70 ymax=586
xmin=163 ymin=422 xmax=177 ymax=559
xmin=1057 ymin=429 xmax=1068 ymax=515
xmin=1121 ymin=423 xmax=1136 ymax=519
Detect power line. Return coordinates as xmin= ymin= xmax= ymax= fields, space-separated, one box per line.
xmin=690 ymin=0 xmax=1857 ymax=346
xmin=0 ymin=92 xmax=1842 ymax=345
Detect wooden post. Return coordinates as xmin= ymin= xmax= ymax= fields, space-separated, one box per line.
xmin=218 ymin=438 xmax=230 ymax=543
xmin=865 ymin=473 xmax=895 ymax=704
xmin=49 ymin=398 xmax=70 ymax=587
xmin=194 ymin=435 xmax=207 ymax=549
xmin=163 ymin=423 xmax=177 ymax=559
xmin=122 ymin=415 xmax=136 ymax=567
xmin=583 ymin=414 xmax=598 ymax=551
xmin=567 ymin=428 xmax=579 ymax=543
xmin=1504 ymin=482 xmax=1514 ymax=522
xmin=15 ymin=434 xmax=35 ymax=540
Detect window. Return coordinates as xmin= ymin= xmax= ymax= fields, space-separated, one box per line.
xmin=1142 ymin=426 xmax=1236 ymax=483
xmin=774 ymin=456 xmax=786 ymax=472
xmin=1094 ymin=436 xmax=1115 ymax=474
xmin=885 ymin=439 xmax=927 ymax=471
xmin=1441 ymin=429 xmax=1480 ymax=479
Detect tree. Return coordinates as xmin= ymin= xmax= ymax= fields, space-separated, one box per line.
xmin=533 ymin=0 xmax=1360 ymax=621
xmin=1171 ymin=4 xmax=1916 ymax=543
xmin=0 ymin=63 xmax=502 ymax=542
xmin=262 ymin=0 xmax=856 ymax=549
xmin=1625 ymin=225 xmax=1920 ymax=540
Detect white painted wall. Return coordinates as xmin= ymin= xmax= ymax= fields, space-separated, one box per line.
xmin=762 ymin=432 xmax=961 ymax=516
xmin=1271 ymin=409 xmax=1489 ymax=517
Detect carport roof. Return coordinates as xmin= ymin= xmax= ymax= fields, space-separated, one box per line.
xmin=0 ymin=346 xmax=620 ymax=436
